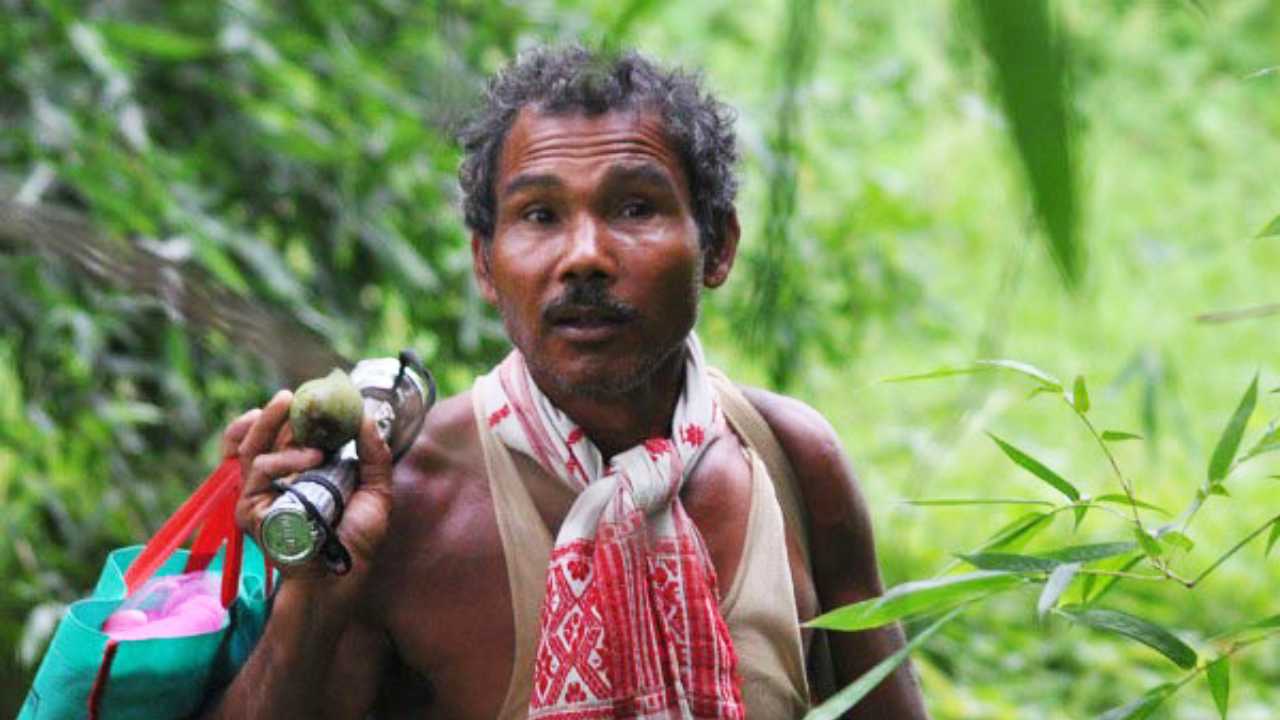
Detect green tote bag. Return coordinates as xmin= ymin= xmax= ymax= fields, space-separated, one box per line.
xmin=19 ymin=458 xmax=273 ymax=720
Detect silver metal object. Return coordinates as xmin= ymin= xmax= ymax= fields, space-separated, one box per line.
xmin=260 ymin=352 xmax=434 ymax=570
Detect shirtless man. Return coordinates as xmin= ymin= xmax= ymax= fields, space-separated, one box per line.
xmin=207 ymin=47 xmax=927 ymax=719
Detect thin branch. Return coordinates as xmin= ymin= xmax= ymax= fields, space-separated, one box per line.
xmin=1188 ymin=513 xmax=1280 ymax=588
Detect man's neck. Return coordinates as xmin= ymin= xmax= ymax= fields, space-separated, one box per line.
xmin=540 ymin=347 xmax=688 ymax=459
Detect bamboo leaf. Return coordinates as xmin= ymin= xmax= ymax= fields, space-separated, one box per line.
xmin=988 ymin=433 xmax=1080 ymax=501
xmin=1101 ymin=431 xmax=1143 ymax=442
xmin=1072 ymin=375 xmax=1090 ymax=413
xmin=986 ymin=511 xmax=1055 ymax=552
xmin=903 ymin=498 xmax=1055 ymax=507
xmin=1212 ymin=613 xmax=1280 ymax=642
xmin=1257 ymin=214 xmax=1280 ymax=238
xmin=1240 ymin=417 xmax=1280 ymax=462
xmin=880 ymin=365 xmax=985 ymax=383
xmin=1086 ymin=555 xmax=1144 ymax=605
xmin=1038 ymin=562 xmax=1080 ymax=619
xmin=1196 ymin=304 xmax=1280 ymax=324
xmin=1208 ymin=374 xmax=1258 ymax=484
xmin=804 ymin=607 xmax=962 ymax=720
xmin=1135 ymin=528 xmax=1164 ymax=558
xmin=970 ymin=0 xmax=1082 ymax=286
xmin=1096 ymin=684 xmax=1175 ymax=720
xmin=1060 ymin=607 xmax=1197 ymax=669
xmin=975 ymin=359 xmax=1063 ymax=389
xmin=1073 ymin=504 xmax=1088 ymax=530
xmin=1095 ymin=494 xmax=1168 ymax=515
xmin=1265 ymin=521 xmax=1280 ymax=558
xmin=807 ymin=572 xmax=1024 ymax=632
xmin=1040 ymin=542 xmax=1136 ymax=564
xmin=958 ymin=552 xmax=1059 ymax=573
xmin=882 ymin=358 xmax=1061 ymax=389
xmin=1207 ymin=657 xmax=1230 ymax=719
xmin=1158 ymin=530 xmax=1194 ymax=553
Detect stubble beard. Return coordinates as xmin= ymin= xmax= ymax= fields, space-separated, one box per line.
xmin=506 ymin=303 xmax=700 ymax=403
xmin=503 ymin=255 xmax=706 ymax=402
xmin=532 ymin=334 xmax=687 ymax=400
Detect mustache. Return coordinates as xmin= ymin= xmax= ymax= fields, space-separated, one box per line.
xmin=542 ymin=283 xmax=639 ymax=323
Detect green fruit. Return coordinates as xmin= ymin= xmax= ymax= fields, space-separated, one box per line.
xmin=289 ymin=368 xmax=363 ymax=452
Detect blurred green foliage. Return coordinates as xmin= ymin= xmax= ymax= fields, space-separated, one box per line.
xmin=3 ymin=0 xmax=1279 ymax=717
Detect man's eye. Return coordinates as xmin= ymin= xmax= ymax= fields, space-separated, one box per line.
xmin=522 ymin=207 xmax=555 ymax=224
xmin=619 ymin=200 xmax=654 ymax=220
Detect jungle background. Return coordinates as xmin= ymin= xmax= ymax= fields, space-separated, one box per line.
xmin=2 ymin=0 xmax=1279 ymax=717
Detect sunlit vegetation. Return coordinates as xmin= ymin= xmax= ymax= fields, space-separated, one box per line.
xmin=3 ymin=1 xmax=1278 ymax=717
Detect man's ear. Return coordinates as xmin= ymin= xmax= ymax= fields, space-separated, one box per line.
xmin=703 ymin=210 xmax=740 ymax=289
xmin=471 ymin=232 xmax=499 ymax=305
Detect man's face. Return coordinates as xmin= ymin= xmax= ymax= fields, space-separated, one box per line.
xmin=473 ymin=107 xmax=735 ymax=398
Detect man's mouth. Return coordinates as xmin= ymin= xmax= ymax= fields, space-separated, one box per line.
xmin=544 ymin=303 xmax=638 ymax=341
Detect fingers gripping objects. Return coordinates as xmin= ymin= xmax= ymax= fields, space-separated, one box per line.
xmin=257 ymin=353 xmax=435 ymax=571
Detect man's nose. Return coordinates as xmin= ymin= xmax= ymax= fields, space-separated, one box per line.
xmin=558 ymin=213 xmax=616 ymax=282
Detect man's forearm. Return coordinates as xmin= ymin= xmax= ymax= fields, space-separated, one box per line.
xmin=202 ymin=577 xmax=362 ymax=719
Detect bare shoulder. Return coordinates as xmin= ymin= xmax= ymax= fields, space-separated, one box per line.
xmin=395 ymin=390 xmax=481 ymax=487
xmin=737 ymin=386 xmax=842 ymax=461
xmin=378 ymin=389 xmax=486 ymax=559
xmin=737 ymin=385 xmax=867 ymax=530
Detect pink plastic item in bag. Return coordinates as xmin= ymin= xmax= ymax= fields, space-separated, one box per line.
xmin=101 ymin=571 xmax=228 ymax=641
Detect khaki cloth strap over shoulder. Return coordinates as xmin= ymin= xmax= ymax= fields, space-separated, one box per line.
xmin=707 ymin=367 xmax=811 ymax=569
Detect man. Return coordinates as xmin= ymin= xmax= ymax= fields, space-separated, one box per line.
xmin=209 ymin=46 xmax=927 ymax=719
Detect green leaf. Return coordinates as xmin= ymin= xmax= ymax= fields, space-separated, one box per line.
xmin=1059 ymin=607 xmax=1197 ymax=669
xmin=1086 ymin=555 xmax=1144 ymax=605
xmin=807 ymin=572 xmax=1025 ymax=632
xmin=881 ymin=358 xmax=1061 ymax=389
xmin=1212 ymin=613 xmax=1280 ymax=642
xmin=880 ymin=365 xmax=983 ymax=383
xmin=1072 ymin=375 xmax=1090 ymax=413
xmin=96 ymin=21 xmax=214 ymax=61
xmin=1207 ymin=657 xmax=1230 ymax=719
xmin=975 ymin=359 xmax=1062 ymax=389
xmin=903 ymin=498 xmax=1055 ymax=507
xmin=1073 ymin=504 xmax=1088 ymax=530
xmin=1208 ymin=374 xmax=1258 ymax=484
xmin=1265 ymin=521 xmax=1280 ymax=558
xmin=1040 ymin=542 xmax=1136 ymax=564
xmin=970 ymin=0 xmax=1081 ymax=286
xmin=1257 ymin=214 xmax=1280 ymax=238
xmin=804 ymin=607 xmax=962 ymax=720
xmin=1158 ymin=530 xmax=1194 ymax=553
xmin=1134 ymin=528 xmax=1164 ymax=558
xmin=1240 ymin=417 xmax=1280 ymax=463
xmin=1095 ymin=494 xmax=1169 ymax=515
xmin=1038 ymin=562 xmax=1080 ymax=619
xmin=958 ymin=552 xmax=1059 ymax=573
xmin=1101 ymin=431 xmax=1143 ymax=442
xmin=985 ymin=511 xmax=1055 ymax=552
xmin=1096 ymin=684 xmax=1175 ymax=720
xmin=988 ymin=433 xmax=1080 ymax=501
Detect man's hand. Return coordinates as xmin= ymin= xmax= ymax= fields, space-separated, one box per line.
xmin=221 ymin=390 xmax=395 ymax=580
xmin=202 ymin=392 xmax=393 ymax=719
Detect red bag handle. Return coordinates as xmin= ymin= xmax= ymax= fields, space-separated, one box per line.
xmin=122 ymin=457 xmax=245 ymax=608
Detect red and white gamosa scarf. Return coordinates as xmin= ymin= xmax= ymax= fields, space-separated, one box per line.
xmin=476 ymin=333 xmax=744 ymax=719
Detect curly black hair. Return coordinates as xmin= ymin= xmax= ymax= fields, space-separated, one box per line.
xmin=458 ymin=45 xmax=739 ymax=249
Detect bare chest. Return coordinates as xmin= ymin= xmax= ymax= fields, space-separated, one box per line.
xmin=367 ymin=435 xmax=816 ymax=718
